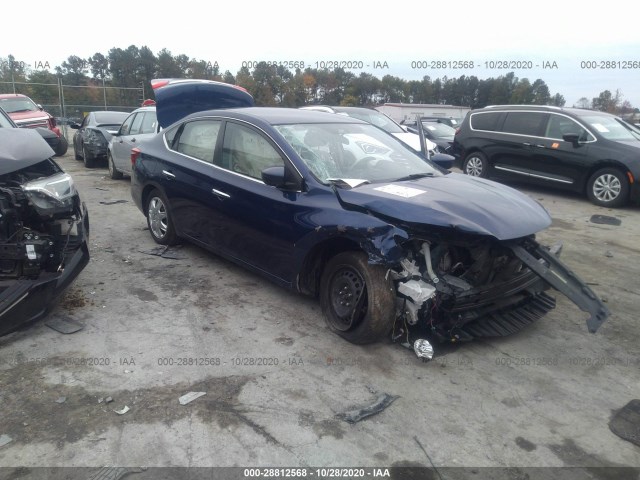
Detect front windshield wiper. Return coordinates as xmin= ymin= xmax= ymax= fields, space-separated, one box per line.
xmin=394 ymin=172 xmax=437 ymax=182
xmin=326 ymin=178 xmax=370 ymax=189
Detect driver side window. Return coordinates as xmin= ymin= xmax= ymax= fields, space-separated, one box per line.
xmin=220 ymin=123 xmax=284 ymax=180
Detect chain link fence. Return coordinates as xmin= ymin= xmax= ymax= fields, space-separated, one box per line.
xmin=0 ymin=80 xmax=144 ymax=139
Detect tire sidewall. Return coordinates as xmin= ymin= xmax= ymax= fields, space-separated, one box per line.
xmin=320 ymin=251 xmax=395 ymax=344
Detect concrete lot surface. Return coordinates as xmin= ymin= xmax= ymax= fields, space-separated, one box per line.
xmin=0 ymin=150 xmax=639 ymax=473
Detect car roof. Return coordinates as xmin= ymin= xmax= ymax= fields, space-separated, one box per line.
xmin=476 ymin=105 xmax=617 ymax=118
xmin=179 ymin=107 xmax=368 ymax=126
xmin=0 ymin=93 xmax=28 ymax=99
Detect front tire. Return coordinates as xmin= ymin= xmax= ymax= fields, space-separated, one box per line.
xmin=463 ymin=152 xmax=488 ymax=178
xmin=586 ymin=168 xmax=629 ymax=208
xmin=146 ymin=189 xmax=178 ymax=245
xmin=320 ymin=251 xmax=395 ymax=344
xmin=108 ymin=151 xmax=123 ymax=179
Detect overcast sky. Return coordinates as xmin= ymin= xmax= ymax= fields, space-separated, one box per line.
xmin=3 ymin=0 xmax=638 ymax=107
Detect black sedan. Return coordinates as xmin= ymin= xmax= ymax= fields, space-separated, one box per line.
xmin=71 ymin=111 xmax=129 ymax=168
xmin=131 ymin=80 xmax=609 ymax=347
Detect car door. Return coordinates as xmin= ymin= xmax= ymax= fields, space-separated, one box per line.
xmin=122 ymin=111 xmax=157 ymax=174
xmin=491 ymin=111 xmax=549 ymax=180
xmin=203 ymin=120 xmax=305 ymax=281
xmin=524 ymin=113 xmax=594 ymax=188
xmin=111 ymin=112 xmax=136 ymax=172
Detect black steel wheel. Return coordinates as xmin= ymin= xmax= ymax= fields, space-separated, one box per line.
xmin=320 ymin=251 xmax=395 ymax=344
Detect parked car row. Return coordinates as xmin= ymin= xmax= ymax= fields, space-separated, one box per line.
xmin=453 ymin=105 xmax=640 ymax=207
xmin=0 ymin=82 xmax=612 ymax=350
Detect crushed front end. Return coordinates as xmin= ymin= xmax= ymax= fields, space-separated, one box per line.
xmin=0 ymin=133 xmax=89 ymax=335
xmin=388 ymin=234 xmax=609 ymax=343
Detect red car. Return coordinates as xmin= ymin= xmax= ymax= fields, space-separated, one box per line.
xmin=0 ymin=93 xmax=68 ymax=156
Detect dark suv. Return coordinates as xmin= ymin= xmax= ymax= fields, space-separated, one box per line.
xmin=453 ymin=105 xmax=640 ymax=207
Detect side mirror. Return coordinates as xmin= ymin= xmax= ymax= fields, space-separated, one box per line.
xmin=37 ymin=104 xmax=44 ymax=111
xmin=430 ymin=153 xmax=454 ymax=170
xmin=562 ymin=133 xmax=580 ymax=145
xmin=262 ymin=166 xmax=301 ymax=191
xmin=70 ymin=123 xmax=81 ymax=129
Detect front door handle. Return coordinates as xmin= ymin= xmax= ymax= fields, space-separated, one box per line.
xmin=162 ymin=170 xmax=176 ymax=179
xmin=212 ymin=188 xmax=230 ymax=199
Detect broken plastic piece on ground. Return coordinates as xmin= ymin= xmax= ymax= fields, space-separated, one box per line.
xmin=105 ymin=396 xmax=114 ymax=403
xmin=414 ymin=339 xmax=434 ymax=360
xmin=99 ymin=199 xmax=129 ymax=205
xmin=139 ymin=246 xmax=187 ymax=260
xmin=114 ymin=406 xmax=130 ymax=415
xmin=45 ymin=316 xmax=84 ymax=334
xmin=609 ymin=399 xmax=640 ymax=446
xmin=55 ymin=396 xmax=66 ymax=404
xmin=336 ymin=393 xmax=399 ymax=424
xmin=0 ymin=434 xmax=12 ymax=448
xmin=590 ymin=214 xmax=621 ymax=226
xmin=179 ymin=391 xmax=206 ymax=405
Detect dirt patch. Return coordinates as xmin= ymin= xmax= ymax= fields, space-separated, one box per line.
xmin=0 ymin=359 xmax=252 ymax=446
xmin=59 ymin=288 xmax=87 ymax=310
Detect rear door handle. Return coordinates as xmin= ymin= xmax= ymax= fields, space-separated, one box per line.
xmin=212 ymin=188 xmax=230 ymax=199
xmin=162 ymin=170 xmax=176 ymax=179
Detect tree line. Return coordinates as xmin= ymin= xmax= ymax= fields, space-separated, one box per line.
xmin=0 ymin=46 xmax=635 ymax=116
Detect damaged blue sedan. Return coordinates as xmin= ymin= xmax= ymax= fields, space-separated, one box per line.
xmin=131 ymin=80 xmax=609 ymax=345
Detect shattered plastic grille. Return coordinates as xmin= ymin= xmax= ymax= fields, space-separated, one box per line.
xmin=457 ymin=292 xmax=556 ymax=338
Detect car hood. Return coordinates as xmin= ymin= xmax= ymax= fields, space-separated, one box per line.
xmin=8 ymin=110 xmax=48 ymax=121
xmin=153 ymin=79 xmax=255 ymax=128
xmin=391 ymin=131 xmax=437 ymax=152
xmin=335 ymin=173 xmax=551 ymax=240
xmin=0 ymin=129 xmax=55 ymax=175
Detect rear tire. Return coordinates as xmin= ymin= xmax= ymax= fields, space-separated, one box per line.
xmin=108 ymin=151 xmax=123 ymax=179
xmin=83 ymin=145 xmax=97 ymax=168
xmin=320 ymin=251 xmax=395 ymax=344
xmin=146 ymin=189 xmax=178 ymax=245
xmin=586 ymin=168 xmax=629 ymax=208
xmin=463 ymin=152 xmax=488 ymax=178
xmin=54 ymin=136 xmax=68 ymax=156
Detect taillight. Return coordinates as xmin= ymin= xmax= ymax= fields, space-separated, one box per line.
xmin=131 ymin=147 xmax=141 ymax=168
xmin=49 ymin=116 xmax=57 ymax=128
xmin=455 ymin=127 xmax=461 ymax=135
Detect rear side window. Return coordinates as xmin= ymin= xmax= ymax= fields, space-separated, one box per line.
xmin=140 ymin=112 xmax=157 ymax=134
xmin=129 ymin=113 xmax=145 ymax=135
xmin=172 ymin=120 xmax=222 ymax=163
xmin=470 ymin=112 xmax=502 ymax=131
xmin=502 ymin=112 xmax=547 ymax=136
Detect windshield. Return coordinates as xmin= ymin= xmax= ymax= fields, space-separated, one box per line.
xmin=338 ymin=109 xmax=405 ymax=134
xmin=93 ymin=112 xmax=130 ymax=125
xmin=580 ymin=115 xmax=640 ymax=141
xmin=0 ymin=97 xmax=39 ymax=114
xmin=0 ymin=109 xmax=14 ymax=128
xmin=422 ymin=121 xmax=456 ymax=138
xmin=275 ymin=123 xmax=441 ymax=184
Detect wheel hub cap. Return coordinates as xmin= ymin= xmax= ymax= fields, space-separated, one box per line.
xmin=593 ymin=174 xmax=621 ymax=202
xmin=466 ymin=157 xmax=483 ymax=176
xmin=148 ymin=198 xmax=168 ymax=238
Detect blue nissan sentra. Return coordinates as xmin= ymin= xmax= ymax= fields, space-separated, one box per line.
xmin=131 ymin=79 xmax=609 ymax=345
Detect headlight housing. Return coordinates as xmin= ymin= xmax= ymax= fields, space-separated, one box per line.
xmin=22 ymin=172 xmax=78 ymax=215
